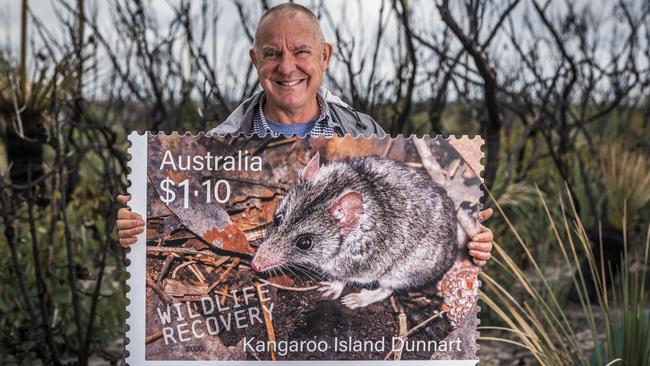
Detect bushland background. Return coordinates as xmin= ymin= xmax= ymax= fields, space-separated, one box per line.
xmin=0 ymin=0 xmax=648 ymax=365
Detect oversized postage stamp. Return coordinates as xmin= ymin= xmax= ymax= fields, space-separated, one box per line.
xmin=126 ymin=133 xmax=483 ymax=365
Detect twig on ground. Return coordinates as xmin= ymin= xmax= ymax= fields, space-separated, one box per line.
xmin=189 ymin=263 xmax=207 ymax=283
xmin=413 ymin=138 xmax=445 ymax=184
xmin=171 ymin=260 xmax=197 ymax=279
xmin=390 ymin=295 xmax=399 ymax=313
xmin=406 ymin=309 xmax=448 ymax=337
xmin=256 ymin=282 xmax=277 ymax=361
xmin=266 ymin=137 xmax=298 ymax=148
xmin=395 ymin=308 xmax=408 ymax=360
xmin=384 ymin=308 xmax=449 ymax=359
xmin=257 ymin=278 xmax=319 ymax=292
xmin=171 ymin=290 xmax=238 ymax=302
xmin=194 ymin=255 xmax=230 ymax=268
xmin=146 ymin=277 xmax=175 ymax=305
xmin=147 ymin=246 xmax=219 ymax=258
xmin=208 ymin=258 xmax=240 ymax=292
xmin=145 ymin=332 xmax=162 ymax=344
xmin=157 ymin=255 xmax=175 ymax=283
xmin=220 ymin=285 xmax=229 ymax=305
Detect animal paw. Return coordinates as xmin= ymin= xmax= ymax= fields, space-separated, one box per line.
xmin=341 ymin=288 xmax=393 ymax=309
xmin=341 ymin=292 xmax=368 ymax=309
xmin=318 ymin=281 xmax=345 ymax=299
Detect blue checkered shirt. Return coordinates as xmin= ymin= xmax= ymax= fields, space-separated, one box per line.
xmin=252 ymin=91 xmax=336 ymax=137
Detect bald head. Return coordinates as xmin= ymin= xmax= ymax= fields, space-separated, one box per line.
xmin=253 ymin=3 xmax=325 ymax=52
xmin=248 ymin=3 xmax=333 ymax=124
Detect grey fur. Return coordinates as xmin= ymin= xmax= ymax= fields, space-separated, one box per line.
xmin=254 ymin=156 xmax=458 ymax=294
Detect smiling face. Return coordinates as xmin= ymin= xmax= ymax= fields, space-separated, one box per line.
xmin=250 ymin=11 xmax=332 ymax=122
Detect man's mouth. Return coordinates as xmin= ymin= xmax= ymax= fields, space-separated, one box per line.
xmin=275 ymin=78 xmax=306 ymax=86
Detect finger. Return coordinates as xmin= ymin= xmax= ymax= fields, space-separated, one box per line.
xmin=118 ymin=194 xmax=132 ymax=206
xmin=478 ymin=208 xmax=493 ymax=222
xmin=117 ymin=208 xmax=141 ymax=220
xmin=471 ymin=230 xmax=493 ymax=243
xmin=469 ymin=250 xmax=492 ymax=262
xmin=473 ymin=259 xmax=487 ymax=268
xmin=117 ymin=226 xmax=145 ymax=239
xmin=117 ymin=219 xmax=145 ymax=230
xmin=119 ymin=237 xmax=138 ymax=247
xmin=468 ymin=241 xmax=492 ymax=252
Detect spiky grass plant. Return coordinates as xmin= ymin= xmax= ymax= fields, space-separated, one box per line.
xmin=479 ymin=187 xmax=649 ymax=366
xmin=600 ymin=144 xmax=650 ymax=229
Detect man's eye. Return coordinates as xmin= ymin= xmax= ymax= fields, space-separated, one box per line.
xmin=296 ymin=50 xmax=310 ymax=57
xmin=263 ymin=52 xmax=279 ymax=59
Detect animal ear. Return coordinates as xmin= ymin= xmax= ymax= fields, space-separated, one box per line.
xmin=330 ymin=191 xmax=364 ymax=235
xmin=300 ymin=151 xmax=320 ymax=181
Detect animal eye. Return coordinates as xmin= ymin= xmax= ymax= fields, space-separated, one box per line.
xmin=295 ymin=235 xmax=313 ymax=251
xmin=273 ymin=213 xmax=283 ymax=226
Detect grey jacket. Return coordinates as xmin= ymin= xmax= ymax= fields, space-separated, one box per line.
xmin=207 ymin=87 xmax=386 ymax=137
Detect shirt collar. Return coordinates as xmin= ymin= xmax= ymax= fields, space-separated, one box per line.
xmin=254 ymin=90 xmax=333 ymax=135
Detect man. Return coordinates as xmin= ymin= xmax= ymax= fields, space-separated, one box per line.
xmin=117 ymin=3 xmax=494 ymax=266
xmin=207 ymin=3 xmax=383 ymax=137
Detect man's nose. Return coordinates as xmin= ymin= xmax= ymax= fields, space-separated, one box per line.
xmin=277 ymin=53 xmax=297 ymax=75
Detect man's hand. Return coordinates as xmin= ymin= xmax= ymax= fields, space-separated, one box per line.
xmin=468 ymin=208 xmax=494 ymax=267
xmin=117 ymin=194 xmax=145 ymax=247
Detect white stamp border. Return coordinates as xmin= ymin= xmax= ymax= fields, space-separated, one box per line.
xmin=126 ymin=132 xmax=148 ymax=365
xmin=124 ymin=132 xmax=481 ymax=366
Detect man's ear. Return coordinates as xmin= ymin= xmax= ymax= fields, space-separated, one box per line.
xmin=249 ymin=48 xmax=258 ymax=67
xmin=330 ymin=191 xmax=364 ymax=235
xmin=300 ymin=151 xmax=320 ymax=181
xmin=322 ymin=43 xmax=333 ymax=70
